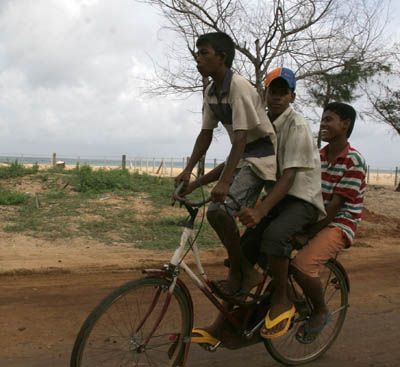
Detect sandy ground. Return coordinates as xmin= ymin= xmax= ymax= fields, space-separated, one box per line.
xmin=6 ymin=161 xmax=399 ymax=187
xmin=0 ymin=183 xmax=399 ymax=366
xmin=0 ymin=240 xmax=399 ymax=367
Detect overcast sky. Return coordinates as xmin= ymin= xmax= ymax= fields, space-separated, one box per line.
xmin=0 ymin=0 xmax=399 ymax=168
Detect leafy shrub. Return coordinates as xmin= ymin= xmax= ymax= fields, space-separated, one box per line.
xmin=0 ymin=190 xmax=29 ymax=205
xmin=70 ymin=165 xmax=173 ymax=200
xmin=0 ymin=161 xmax=39 ymax=179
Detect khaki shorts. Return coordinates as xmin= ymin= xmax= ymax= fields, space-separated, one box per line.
xmin=292 ymin=226 xmax=347 ymax=278
xmin=207 ymin=165 xmax=268 ymax=216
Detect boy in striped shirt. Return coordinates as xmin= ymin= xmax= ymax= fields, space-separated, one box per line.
xmin=292 ymin=102 xmax=367 ymax=343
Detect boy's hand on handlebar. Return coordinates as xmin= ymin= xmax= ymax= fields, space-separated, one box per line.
xmin=211 ymin=181 xmax=230 ymax=203
xmin=175 ymin=170 xmax=191 ymax=188
xmin=184 ymin=181 xmax=199 ymax=196
xmin=236 ymin=207 xmax=264 ymax=228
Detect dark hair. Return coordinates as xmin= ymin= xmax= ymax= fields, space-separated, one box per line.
xmin=196 ymin=32 xmax=235 ymax=68
xmin=324 ymin=102 xmax=356 ymax=138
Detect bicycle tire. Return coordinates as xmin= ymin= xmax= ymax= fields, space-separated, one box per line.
xmin=70 ymin=276 xmax=193 ymax=367
xmin=264 ymin=260 xmax=349 ymax=365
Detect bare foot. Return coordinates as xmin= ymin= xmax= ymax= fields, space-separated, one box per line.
xmin=295 ymin=309 xmax=330 ymax=343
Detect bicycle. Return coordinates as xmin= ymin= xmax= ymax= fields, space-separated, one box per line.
xmin=70 ymin=184 xmax=350 ymax=366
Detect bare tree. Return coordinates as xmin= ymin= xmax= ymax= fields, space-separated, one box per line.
xmin=365 ymin=54 xmax=400 ymax=134
xmin=369 ymin=87 xmax=400 ymax=134
xmin=364 ymin=54 xmax=400 ymax=190
xmin=141 ymin=0 xmax=395 ymax=99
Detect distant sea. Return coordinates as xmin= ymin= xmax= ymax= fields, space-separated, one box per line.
xmin=0 ymin=155 xmax=222 ymax=169
xmin=0 ymin=155 xmax=396 ymax=173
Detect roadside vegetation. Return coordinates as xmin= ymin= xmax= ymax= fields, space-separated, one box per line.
xmin=0 ymin=160 xmax=39 ymax=179
xmin=0 ymin=162 xmax=219 ymax=250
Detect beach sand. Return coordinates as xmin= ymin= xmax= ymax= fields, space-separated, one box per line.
xmin=2 ymin=161 xmax=398 ymax=187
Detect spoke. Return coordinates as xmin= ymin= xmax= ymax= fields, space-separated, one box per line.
xmin=331 ymin=305 xmax=347 ymax=315
xmin=324 ymin=286 xmax=339 ymax=305
xmin=75 ymin=278 xmax=187 ymax=367
xmin=123 ymin=291 xmax=136 ymax=336
xmin=104 ymin=307 xmax=129 ymax=339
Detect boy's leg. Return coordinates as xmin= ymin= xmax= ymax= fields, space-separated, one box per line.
xmin=206 ymin=208 xmax=244 ymax=292
xmin=207 ymin=165 xmax=264 ymax=294
xmin=260 ymin=197 xmax=317 ymax=336
xmin=292 ymin=227 xmax=347 ymax=330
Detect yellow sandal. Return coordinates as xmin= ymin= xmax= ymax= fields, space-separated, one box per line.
xmin=191 ymin=328 xmax=221 ymax=348
xmin=260 ymin=304 xmax=295 ymax=339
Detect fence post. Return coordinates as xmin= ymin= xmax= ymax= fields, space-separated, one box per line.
xmin=122 ymin=155 xmax=126 ymax=170
xmin=395 ymin=166 xmax=398 ymax=187
xmin=170 ymin=158 xmax=173 ymax=177
xmin=52 ymin=153 xmax=56 ymax=167
xmin=367 ymin=165 xmax=370 ymax=184
xmin=156 ymin=159 xmax=164 ymax=175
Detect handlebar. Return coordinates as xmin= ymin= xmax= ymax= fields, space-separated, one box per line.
xmin=173 ymin=182 xmax=211 ymax=207
xmin=173 ymin=182 xmax=242 ymax=211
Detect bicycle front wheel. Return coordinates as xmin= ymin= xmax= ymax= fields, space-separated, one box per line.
xmin=71 ymin=277 xmax=192 ymax=367
xmin=265 ymin=260 xmax=349 ymax=365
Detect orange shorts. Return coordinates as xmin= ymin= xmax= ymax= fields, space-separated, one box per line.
xmin=292 ymin=226 xmax=347 ymax=278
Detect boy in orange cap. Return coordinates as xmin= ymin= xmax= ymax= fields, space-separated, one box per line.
xmin=238 ymin=67 xmax=326 ymax=339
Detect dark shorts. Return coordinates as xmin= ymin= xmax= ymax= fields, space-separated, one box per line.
xmin=241 ymin=195 xmax=318 ymax=266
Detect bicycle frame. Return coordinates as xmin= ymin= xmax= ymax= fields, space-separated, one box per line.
xmin=134 ymin=190 xmax=351 ymax=366
xmin=142 ymin=216 xmax=268 ymax=343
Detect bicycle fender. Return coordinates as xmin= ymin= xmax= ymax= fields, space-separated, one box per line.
xmin=327 ymin=259 xmax=350 ymax=292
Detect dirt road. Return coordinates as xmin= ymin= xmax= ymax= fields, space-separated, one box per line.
xmin=1 ymin=240 xmax=399 ymax=367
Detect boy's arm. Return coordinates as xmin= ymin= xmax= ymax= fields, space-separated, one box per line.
xmin=183 ymin=163 xmax=225 ymax=195
xmin=211 ymin=129 xmax=247 ymax=202
xmin=175 ymin=129 xmax=213 ymax=187
xmin=298 ymin=153 xmax=366 ymax=242
xmin=305 ymin=194 xmax=345 ymax=238
xmin=237 ymin=167 xmax=296 ymax=228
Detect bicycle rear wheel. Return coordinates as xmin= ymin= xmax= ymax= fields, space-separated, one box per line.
xmin=71 ymin=277 xmax=192 ymax=367
xmin=264 ymin=260 xmax=349 ymax=365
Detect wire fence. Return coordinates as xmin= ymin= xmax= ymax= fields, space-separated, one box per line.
xmin=0 ymin=153 xmax=398 ymax=188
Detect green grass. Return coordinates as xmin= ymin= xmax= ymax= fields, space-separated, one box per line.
xmin=0 ymin=161 xmax=39 ymax=179
xmin=0 ymin=190 xmax=30 ymax=205
xmin=1 ymin=167 xmax=220 ymax=250
xmin=69 ymin=165 xmax=174 ymax=203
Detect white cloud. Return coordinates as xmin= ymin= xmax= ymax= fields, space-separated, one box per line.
xmin=0 ymin=0 xmax=206 ymax=158
xmin=0 ymin=0 xmax=399 ymax=166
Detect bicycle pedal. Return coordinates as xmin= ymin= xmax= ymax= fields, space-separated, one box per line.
xmin=203 ymin=341 xmax=221 ymax=352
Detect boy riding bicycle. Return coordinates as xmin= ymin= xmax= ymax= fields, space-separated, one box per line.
xmin=175 ymin=32 xmax=276 ymax=298
xmin=291 ymin=102 xmax=366 ymax=343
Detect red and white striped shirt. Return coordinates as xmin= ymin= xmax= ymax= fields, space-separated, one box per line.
xmin=320 ymin=144 xmax=367 ymax=246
